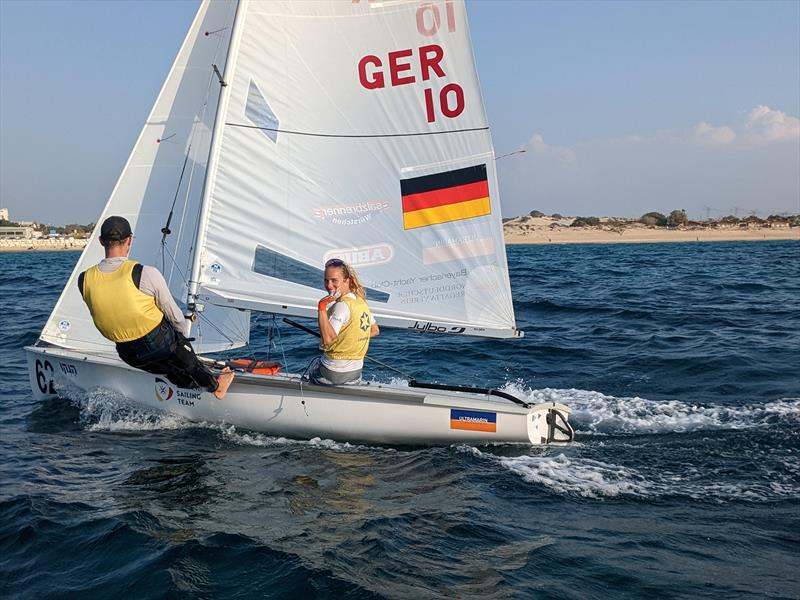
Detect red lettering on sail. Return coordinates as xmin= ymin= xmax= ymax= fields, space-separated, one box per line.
xmin=358 ymin=46 xmax=446 ymax=90
xmin=358 ymin=55 xmax=384 ymax=89
xmin=388 ymin=49 xmax=415 ymax=86
xmin=419 ymin=44 xmax=444 ymax=81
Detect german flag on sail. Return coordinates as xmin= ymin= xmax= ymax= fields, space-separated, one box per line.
xmin=401 ymin=165 xmax=490 ymax=230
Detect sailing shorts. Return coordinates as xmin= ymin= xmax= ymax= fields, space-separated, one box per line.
xmin=308 ymin=357 xmax=361 ymax=385
xmin=115 ymin=319 xmax=218 ymax=392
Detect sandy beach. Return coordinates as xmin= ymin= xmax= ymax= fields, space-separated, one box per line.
xmin=503 ymin=216 xmax=799 ymax=245
xmin=1 ymin=218 xmax=798 ymax=251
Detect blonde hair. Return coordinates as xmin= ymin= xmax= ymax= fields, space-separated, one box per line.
xmin=326 ymin=259 xmax=366 ymax=299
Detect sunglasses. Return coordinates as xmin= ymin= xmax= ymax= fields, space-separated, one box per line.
xmin=325 ymin=258 xmax=350 ymax=276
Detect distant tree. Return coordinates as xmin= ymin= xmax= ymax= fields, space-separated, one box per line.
xmin=570 ymin=216 xmax=600 ymax=227
xmin=720 ymin=215 xmax=739 ymax=223
xmin=666 ymin=209 xmax=688 ymax=227
xmin=63 ymin=223 xmax=94 ymax=237
xmin=639 ymin=212 xmax=667 ymax=227
xmin=550 ymin=213 xmax=563 ymax=219
xmin=529 ymin=210 xmax=545 ymax=217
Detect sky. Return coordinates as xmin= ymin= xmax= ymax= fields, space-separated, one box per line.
xmin=1 ymin=0 xmax=798 ymax=225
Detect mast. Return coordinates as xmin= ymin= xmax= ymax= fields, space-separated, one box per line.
xmin=186 ymin=0 xmax=245 ymax=326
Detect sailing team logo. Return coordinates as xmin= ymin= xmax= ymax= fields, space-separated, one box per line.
xmin=401 ymin=164 xmax=490 ymax=230
xmin=154 ymin=377 xmax=174 ymax=402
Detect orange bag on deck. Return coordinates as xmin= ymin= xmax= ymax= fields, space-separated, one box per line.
xmin=227 ymin=359 xmax=281 ymax=375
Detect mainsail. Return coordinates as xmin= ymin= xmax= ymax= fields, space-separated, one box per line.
xmin=42 ymin=0 xmax=520 ymax=352
xmin=192 ymin=0 xmax=520 ymax=338
xmin=40 ymin=1 xmax=250 ymax=353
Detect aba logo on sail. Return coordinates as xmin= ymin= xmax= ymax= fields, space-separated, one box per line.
xmin=324 ymin=244 xmax=394 ymax=268
xmin=154 ymin=377 xmax=174 ymax=402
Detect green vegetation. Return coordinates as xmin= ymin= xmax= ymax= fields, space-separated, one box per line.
xmin=667 ymin=209 xmax=688 ymax=227
xmin=639 ymin=212 xmax=667 ymax=226
xmin=32 ymin=222 xmax=95 ymax=237
xmin=570 ymin=216 xmax=600 ymax=227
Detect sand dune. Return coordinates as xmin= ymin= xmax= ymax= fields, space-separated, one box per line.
xmin=503 ymin=216 xmax=799 ymax=245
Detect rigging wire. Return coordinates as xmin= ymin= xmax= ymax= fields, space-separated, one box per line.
xmin=265 ymin=314 xmax=290 ymax=372
xmin=160 ymin=147 xmax=193 ymax=272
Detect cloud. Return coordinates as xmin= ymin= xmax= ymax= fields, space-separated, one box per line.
xmin=524 ymin=133 xmax=576 ymax=163
xmin=565 ymin=105 xmax=795 ymax=149
xmin=744 ymin=105 xmax=800 ymax=143
xmin=690 ymin=121 xmax=736 ymax=145
xmin=502 ymin=106 xmax=799 ymax=219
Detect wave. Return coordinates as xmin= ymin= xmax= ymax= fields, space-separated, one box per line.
xmin=500 ymin=383 xmax=800 ymax=435
xmin=217 ymin=424 xmax=386 ymax=453
xmin=462 ymin=447 xmax=800 ymax=503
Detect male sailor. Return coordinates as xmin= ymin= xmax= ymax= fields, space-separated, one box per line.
xmin=78 ymin=216 xmax=233 ymax=399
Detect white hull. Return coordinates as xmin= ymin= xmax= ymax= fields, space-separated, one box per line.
xmin=26 ymin=345 xmax=572 ymax=446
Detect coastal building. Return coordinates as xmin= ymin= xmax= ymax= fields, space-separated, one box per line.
xmin=0 ymin=208 xmax=8 ymax=221
xmin=0 ymin=226 xmax=39 ymax=239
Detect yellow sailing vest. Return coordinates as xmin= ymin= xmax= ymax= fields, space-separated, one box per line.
xmin=81 ymin=260 xmax=163 ymax=343
xmin=323 ymin=295 xmax=373 ymax=361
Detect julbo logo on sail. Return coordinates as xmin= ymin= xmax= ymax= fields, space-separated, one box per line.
xmin=410 ymin=322 xmax=466 ymax=334
xmin=355 ymin=0 xmax=464 ymax=123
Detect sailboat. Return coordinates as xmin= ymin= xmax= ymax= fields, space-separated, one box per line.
xmin=26 ymin=0 xmax=573 ymax=445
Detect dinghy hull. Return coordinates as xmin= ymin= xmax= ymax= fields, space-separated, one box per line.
xmin=26 ymin=345 xmax=573 ymax=446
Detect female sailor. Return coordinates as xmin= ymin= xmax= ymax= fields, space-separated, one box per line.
xmin=310 ymin=259 xmax=379 ymax=384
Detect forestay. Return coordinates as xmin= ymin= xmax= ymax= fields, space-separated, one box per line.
xmin=40 ymin=1 xmax=250 ymax=353
xmin=193 ymin=0 xmax=521 ymax=339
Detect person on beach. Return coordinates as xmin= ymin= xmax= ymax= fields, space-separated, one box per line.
xmin=309 ymin=258 xmax=379 ymax=385
xmin=78 ymin=216 xmax=234 ymax=399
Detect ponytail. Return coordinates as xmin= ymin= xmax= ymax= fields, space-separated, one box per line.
xmin=344 ymin=264 xmax=366 ymax=299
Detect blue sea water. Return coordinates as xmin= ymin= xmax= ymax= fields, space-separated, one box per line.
xmin=1 ymin=241 xmax=798 ymax=599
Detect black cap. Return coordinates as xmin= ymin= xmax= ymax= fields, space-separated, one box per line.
xmin=99 ymin=216 xmax=132 ymax=241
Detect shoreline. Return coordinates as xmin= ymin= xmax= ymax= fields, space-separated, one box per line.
xmin=0 ymin=227 xmax=798 ymax=253
xmin=0 ymin=240 xmax=88 ymax=252
xmin=503 ymin=216 xmax=799 ymax=245
xmin=504 ymin=227 xmax=799 ymax=245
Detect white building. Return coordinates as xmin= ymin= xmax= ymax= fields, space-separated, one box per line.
xmin=0 ymin=226 xmax=38 ymax=239
xmin=0 ymin=208 xmax=8 ymax=221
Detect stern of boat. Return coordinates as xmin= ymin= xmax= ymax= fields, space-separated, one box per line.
xmin=527 ymin=402 xmax=574 ymax=445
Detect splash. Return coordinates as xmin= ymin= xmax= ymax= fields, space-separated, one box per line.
xmin=67 ymin=387 xmax=198 ymax=432
xmin=500 ymin=382 xmax=800 ymax=435
xmin=219 ymin=424 xmax=358 ymax=450
xmin=461 ymin=445 xmax=800 ymax=503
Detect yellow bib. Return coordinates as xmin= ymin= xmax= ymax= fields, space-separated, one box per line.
xmin=323 ymin=295 xmax=373 ymax=361
xmin=81 ymin=260 xmax=164 ymax=343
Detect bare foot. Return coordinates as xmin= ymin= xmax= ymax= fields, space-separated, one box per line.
xmin=214 ymin=367 xmax=234 ymax=400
